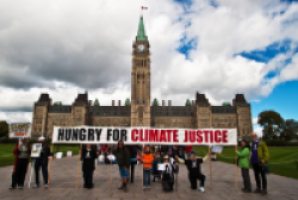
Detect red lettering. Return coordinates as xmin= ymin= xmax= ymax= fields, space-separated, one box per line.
xmin=222 ymin=130 xmax=228 ymax=143
xmin=144 ymin=129 xmax=149 ymax=141
xmin=203 ymin=130 xmax=209 ymax=143
xmin=214 ymin=130 xmax=221 ymax=143
xmin=173 ymin=130 xmax=179 ymax=142
xmin=166 ymin=130 xmax=172 ymax=142
xmin=189 ymin=131 xmax=195 ymax=142
xmin=159 ymin=130 xmax=167 ymax=142
xmin=149 ymin=129 xmax=159 ymax=142
xmin=210 ymin=130 xmax=214 ymax=143
xmin=183 ymin=130 xmax=189 ymax=142
xmin=131 ymin=129 xmax=138 ymax=142
xmin=140 ymin=129 xmax=144 ymax=142
xmin=196 ymin=130 xmax=203 ymax=143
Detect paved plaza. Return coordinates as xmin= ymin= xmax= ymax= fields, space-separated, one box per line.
xmin=0 ymin=156 xmax=297 ymax=200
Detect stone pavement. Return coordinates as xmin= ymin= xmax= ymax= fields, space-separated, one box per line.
xmin=0 ymin=156 xmax=297 ymax=200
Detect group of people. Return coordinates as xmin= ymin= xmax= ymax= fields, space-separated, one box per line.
xmin=10 ymin=137 xmax=51 ymax=189
xmin=10 ymin=132 xmax=270 ymax=195
xmin=236 ymin=133 xmax=270 ymax=195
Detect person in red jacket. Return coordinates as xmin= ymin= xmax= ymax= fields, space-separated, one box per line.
xmin=10 ymin=143 xmax=19 ymax=189
xmin=185 ymin=145 xmax=193 ymax=160
xmin=14 ymin=138 xmax=31 ymax=189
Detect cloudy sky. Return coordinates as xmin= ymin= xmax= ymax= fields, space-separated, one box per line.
xmin=0 ymin=0 xmax=298 ymax=135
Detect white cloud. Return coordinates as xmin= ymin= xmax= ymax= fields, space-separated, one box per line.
xmin=252 ymin=118 xmax=258 ymax=125
xmin=0 ymin=112 xmax=32 ymax=123
xmin=0 ymin=0 xmax=297 ymax=123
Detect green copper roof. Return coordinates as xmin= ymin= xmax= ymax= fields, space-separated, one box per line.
xmin=94 ymin=99 xmax=99 ymax=106
xmin=54 ymin=101 xmax=61 ymax=105
xmin=152 ymin=98 xmax=159 ymax=106
xmin=137 ymin=16 xmax=147 ymax=41
xmin=186 ymin=99 xmax=191 ymax=106
xmin=125 ymin=98 xmax=131 ymax=106
xmin=222 ymin=102 xmax=231 ymax=106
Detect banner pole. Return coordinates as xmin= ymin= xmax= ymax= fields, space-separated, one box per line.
xmin=110 ymin=155 xmax=112 ymax=188
xmin=142 ymin=144 xmax=144 ymax=189
xmin=76 ymin=144 xmax=82 ymax=189
xmin=28 ymin=159 xmax=34 ymax=188
xmin=235 ymin=145 xmax=238 ymax=190
xmin=48 ymin=143 xmax=54 ymax=188
xmin=209 ymin=145 xmax=212 ymax=190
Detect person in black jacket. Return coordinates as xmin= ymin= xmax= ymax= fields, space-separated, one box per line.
xmin=81 ymin=144 xmax=97 ymax=189
xmin=161 ymin=155 xmax=179 ymax=192
xmin=128 ymin=145 xmax=137 ymax=183
xmin=113 ymin=140 xmax=130 ymax=192
xmin=34 ymin=137 xmax=51 ymax=188
xmin=176 ymin=151 xmax=209 ymax=192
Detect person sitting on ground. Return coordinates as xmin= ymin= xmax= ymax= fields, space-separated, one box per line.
xmin=176 ymin=151 xmax=208 ymax=192
xmin=81 ymin=144 xmax=97 ymax=189
xmin=98 ymin=151 xmax=105 ymax=164
xmin=161 ymin=155 xmax=179 ymax=192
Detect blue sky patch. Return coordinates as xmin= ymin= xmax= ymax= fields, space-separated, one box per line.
xmin=177 ymin=36 xmax=198 ymax=59
xmin=237 ymin=39 xmax=295 ymax=63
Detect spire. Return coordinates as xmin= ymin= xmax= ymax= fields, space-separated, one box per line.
xmin=186 ymin=99 xmax=191 ymax=106
xmin=137 ymin=16 xmax=147 ymax=41
xmin=94 ymin=99 xmax=99 ymax=106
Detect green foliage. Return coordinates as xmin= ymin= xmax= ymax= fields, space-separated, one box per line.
xmin=0 ymin=121 xmax=9 ymax=138
xmin=279 ymin=119 xmax=298 ymax=141
xmin=258 ymin=110 xmax=284 ymax=140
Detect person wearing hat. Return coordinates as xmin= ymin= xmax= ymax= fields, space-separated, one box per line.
xmin=12 ymin=138 xmax=31 ymax=189
xmin=161 ymin=155 xmax=179 ymax=191
xmin=176 ymin=150 xmax=209 ymax=192
xmin=236 ymin=139 xmax=252 ymax=193
xmin=34 ymin=137 xmax=51 ymax=188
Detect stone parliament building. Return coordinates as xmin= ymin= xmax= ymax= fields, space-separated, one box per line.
xmin=31 ymin=17 xmax=253 ymax=139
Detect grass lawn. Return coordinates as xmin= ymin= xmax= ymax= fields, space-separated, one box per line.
xmin=0 ymin=144 xmax=80 ymax=168
xmin=193 ymin=146 xmax=298 ymax=180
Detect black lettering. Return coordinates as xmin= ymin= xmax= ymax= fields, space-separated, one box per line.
xmin=65 ymin=129 xmax=71 ymax=141
xmin=58 ymin=129 xmax=64 ymax=141
xmin=79 ymin=128 xmax=86 ymax=141
xmin=72 ymin=129 xmax=79 ymax=140
xmin=120 ymin=129 xmax=127 ymax=141
xmin=107 ymin=129 xmax=112 ymax=141
xmin=88 ymin=129 xmax=95 ymax=141
xmin=95 ymin=129 xmax=102 ymax=141
xmin=113 ymin=129 xmax=120 ymax=141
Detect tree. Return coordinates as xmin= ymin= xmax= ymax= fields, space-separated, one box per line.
xmin=258 ymin=110 xmax=284 ymax=140
xmin=279 ymin=119 xmax=298 ymax=141
xmin=0 ymin=121 xmax=9 ymax=138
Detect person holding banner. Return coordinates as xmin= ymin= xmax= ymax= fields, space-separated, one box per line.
xmin=14 ymin=138 xmax=31 ymax=189
xmin=142 ymin=145 xmax=154 ymax=189
xmin=176 ymin=151 xmax=208 ymax=192
xmin=251 ymin=133 xmax=269 ymax=195
xmin=34 ymin=137 xmax=51 ymax=188
xmin=81 ymin=144 xmax=97 ymax=189
xmin=113 ymin=140 xmax=131 ymax=192
xmin=236 ymin=140 xmax=252 ymax=193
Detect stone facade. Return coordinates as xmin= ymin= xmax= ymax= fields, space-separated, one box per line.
xmin=31 ymin=17 xmax=252 ymax=139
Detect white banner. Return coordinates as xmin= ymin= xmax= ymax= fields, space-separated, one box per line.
xmin=9 ymin=123 xmax=31 ymax=138
xmin=52 ymin=126 xmax=237 ymax=146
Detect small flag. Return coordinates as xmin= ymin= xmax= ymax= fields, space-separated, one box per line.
xmin=141 ymin=6 xmax=148 ymax=10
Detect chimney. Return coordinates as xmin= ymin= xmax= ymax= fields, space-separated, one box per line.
xmin=112 ymin=100 xmax=115 ymax=107
xmin=89 ymin=100 xmax=92 ymax=106
xmin=49 ymin=98 xmax=52 ymax=105
xmin=162 ymin=100 xmax=165 ymax=108
xmin=192 ymin=100 xmax=195 ymax=107
xmin=118 ymin=100 xmax=121 ymax=107
xmin=168 ymin=100 xmax=172 ymax=108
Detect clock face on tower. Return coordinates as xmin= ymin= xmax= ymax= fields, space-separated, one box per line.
xmin=138 ymin=44 xmax=144 ymax=52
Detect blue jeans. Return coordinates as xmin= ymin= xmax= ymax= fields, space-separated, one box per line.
xmin=143 ymin=169 xmax=151 ymax=187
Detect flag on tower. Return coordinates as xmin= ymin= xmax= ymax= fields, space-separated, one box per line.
xmin=142 ymin=6 xmax=148 ymax=10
